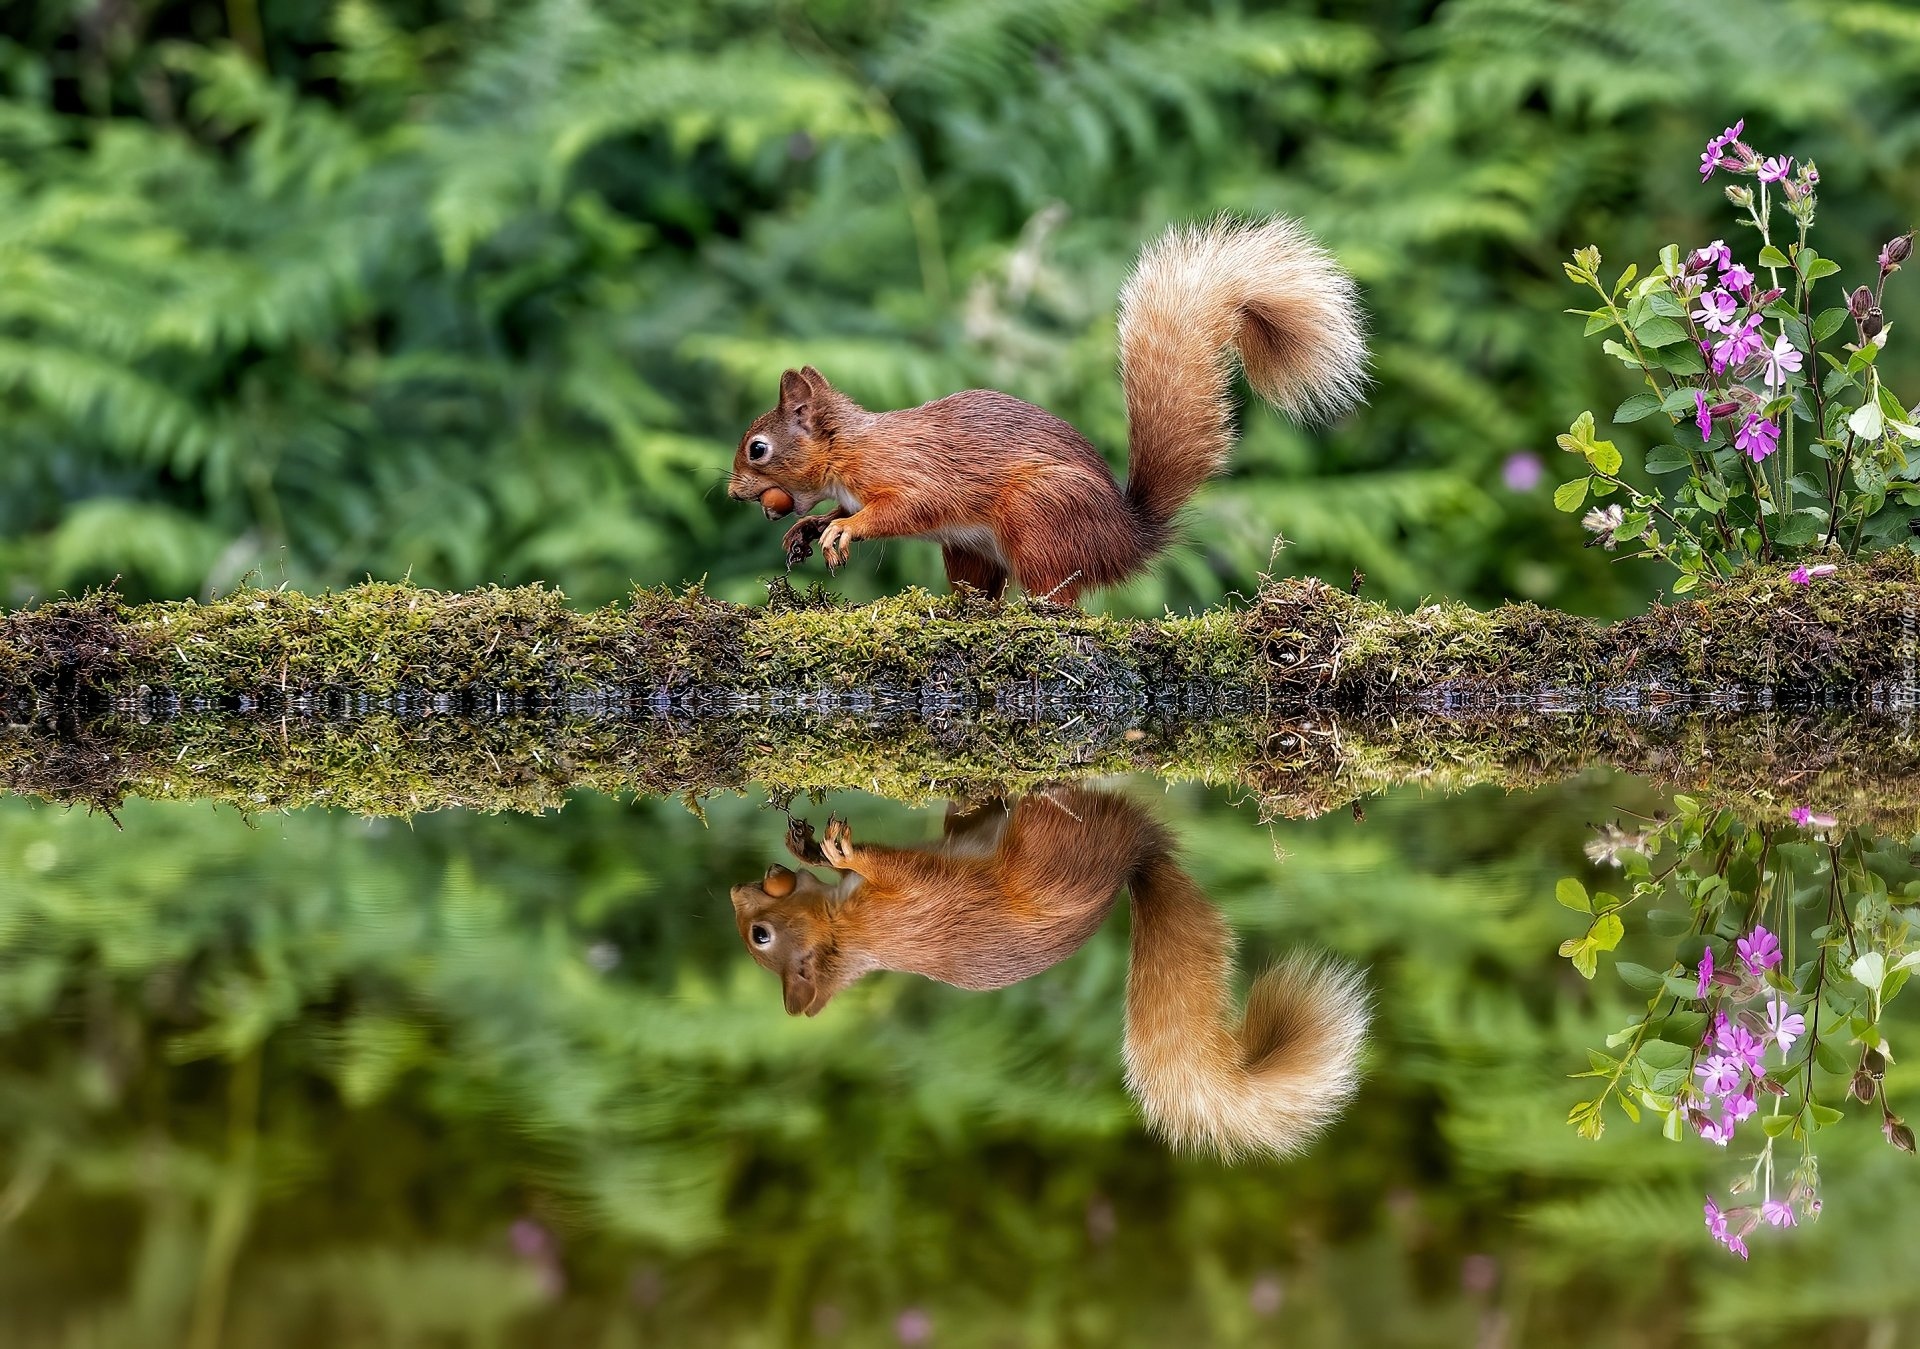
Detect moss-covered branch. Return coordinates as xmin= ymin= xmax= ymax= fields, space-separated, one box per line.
xmin=4 ymin=555 xmax=1919 ymax=714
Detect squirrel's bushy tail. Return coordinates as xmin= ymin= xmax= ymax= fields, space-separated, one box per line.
xmin=1117 ymin=216 xmax=1368 ymax=555
xmin=1122 ymin=854 xmax=1370 ymax=1160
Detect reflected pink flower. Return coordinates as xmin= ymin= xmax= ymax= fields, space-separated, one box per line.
xmin=1765 ymin=999 xmax=1805 ymax=1056
xmin=1697 ymin=1054 xmax=1743 ymax=1097
xmin=1790 ymin=564 xmax=1837 ymax=585
xmin=895 ymin=1308 xmax=933 ymax=1345
xmin=1738 ymin=925 xmax=1783 ymax=975
xmin=1696 ymin=946 xmax=1715 ymax=998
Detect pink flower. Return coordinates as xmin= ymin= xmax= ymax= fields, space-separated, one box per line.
xmin=1502 ymin=451 xmax=1543 ymax=492
xmin=1693 ymin=239 xmax=1734 ymax=271
xmin=1765 ymin=998 xmax=1805 ymax=1056
xmin=1790 ymin=563 xmax=1837 ymax=584
xmin=1712 ymin=315 xmax=1766 ymax=372
xmin=1696 ymin=1111 xmax=1735 ymax=1145
xmin=1722 ymin=263 xmax=1756 ymax=292
xmin=1735 ymin=413 xmax=1781 ymax=462
xmin=1738 ymin=925 xmax=1783 ymax=975
xmin=1716 ymin=1019 xmax=1767 ymax=1074
xmin=1762 ymin=1199 xmax=1797 ymax=1227
xmin=1693 ymin=288 xmax=1739 ymax=332
xmin=1696 ymin=946 xmax=1715 ymax=997
xmin=1762 ymin=333 xmax=1804 ymax=389
xmin=1705 ymin=1197 xmax=1729 ymax=1240
xmin=1724 ymin=1091 xmax=1758 ymax=1123
xmin=1704 ymin=1197 xmax=1751 ymax=1257
xmin=1758 ymin=155 xmax=1794 ymax=183
xmin=1697 ymin=1054 xmax=1744 ymax=1097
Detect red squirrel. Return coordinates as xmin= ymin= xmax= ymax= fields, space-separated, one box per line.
xmin=725 ymin=217 xmax=1367 ymax=604
xmin=729 ymin=789 xmax=1370 ymax=1160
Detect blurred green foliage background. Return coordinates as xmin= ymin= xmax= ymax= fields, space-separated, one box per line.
xmin=5 ymin=0 xmax=1920 ymax=615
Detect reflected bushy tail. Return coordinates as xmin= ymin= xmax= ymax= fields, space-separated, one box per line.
xmin=1117 ymin=216 xmax=1368 ymax=557
xmin=1122 ymin=853 xmax=1370 ymax=1160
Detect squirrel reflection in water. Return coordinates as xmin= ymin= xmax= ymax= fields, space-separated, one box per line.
xmin=729 ymin=787 xmax=1369 ymax=1160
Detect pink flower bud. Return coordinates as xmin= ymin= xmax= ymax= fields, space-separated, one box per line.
xmin=1850 ymin=285 xmax=1874 ymax=319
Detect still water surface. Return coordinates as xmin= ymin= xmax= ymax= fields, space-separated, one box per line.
xmin=0 ymin=765 xmax=1913 ymax=1347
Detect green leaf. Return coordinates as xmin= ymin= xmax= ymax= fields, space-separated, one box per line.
xmin=1670 ymin=572 xmax=1699 ymax=593
xmin=1632 ymin=315 xmax=1689 ymax=348
xmin=1851 ymin=401 xmax=1886 ymax=440
xmin=1637 ymin=1040 xmax=1690 ymax=1072
xmin=1646 ymin=291 xmax=1686 ymax=319
xmin=1804 ymin=258 xmax=1841 ymax=281
xmin=1770 ymin=515 xmax=1821 ymax=547
xmin=1554 ymin=477 xmax=1591 ymax=512
xmin=1616 ymin=962 xmax=1666 ymax=994
xmin=1654 ymin=342 xmax=1707 ymax=376
xmin=1556 ymin=877 xmax=1592 ymax=912
xmin=1589 ymin=912 xmax=1625 ymax=953
xmin=1582 ymin=311 xmax=1614 ymax=337
xmin=1613 ymin=392 xmax=1663 ymax=424
xmin=1761 ymin=1114 xmax=1796 ymax=1138
xmin=1812 ymin=307 xmax=1849 ymax=343
xmin=1814 ymin=1040 xmax=1852 ymax=1075
xmin=1809 ymin=1102 xmax=1844 ymax=1130
xmin=1851 ymin=950 xmax=1887 ymax=991
xmin=1587 ymin=440 xmax=1623 ymax=475
xmin=1758 ymin=244 xmax=1791 ymax=268
xmin=1645 ymin=445 xmax=1694 ymax=474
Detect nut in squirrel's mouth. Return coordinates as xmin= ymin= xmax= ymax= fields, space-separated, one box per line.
xmin=758 ymin=487 xmax=796 ymax=520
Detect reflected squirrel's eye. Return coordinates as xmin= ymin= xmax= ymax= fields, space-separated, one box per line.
xmin=750 ymin=923 xmax=774 ymax=947
xmin=748 ymin=438 xmax=772 ymax=463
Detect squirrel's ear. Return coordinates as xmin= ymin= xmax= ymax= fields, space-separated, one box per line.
xmin=778 ymin=368 xmax=810 ymax=409
xmin=799 ymin=365 xmax=830 ymax=393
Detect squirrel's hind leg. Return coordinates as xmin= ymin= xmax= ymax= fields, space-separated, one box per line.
xmin=942 ymin=546 xmax=1009 ymax=601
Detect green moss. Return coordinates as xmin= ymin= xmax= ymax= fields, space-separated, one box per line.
xmin=2 ymin=558 xmax=1917 ymax=712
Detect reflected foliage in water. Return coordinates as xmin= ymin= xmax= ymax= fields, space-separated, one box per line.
xmin=1564 ymin=797 xmax=1920 ymax=1261
xmin=0 ymin=768 xmax=1914 ymax=1346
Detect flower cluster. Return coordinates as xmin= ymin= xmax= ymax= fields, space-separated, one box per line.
xmin=1560 ymin=797 xmax=1918 ymax=1266
xmin=1704 ymin=1166 xmax=1822 ymax=1261
xmin=1558 ymin=119 xmax=1918 ymax=592
xmin=1688 ymin=928 xmax=1801 ymax=1148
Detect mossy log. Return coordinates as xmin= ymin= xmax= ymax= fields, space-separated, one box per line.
xmin=4 ymin=704 xmax=1916 ymax=829
xmin=3 ymin=554 xmax=1919 ymax=714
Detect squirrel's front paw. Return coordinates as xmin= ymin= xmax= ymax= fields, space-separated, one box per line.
xmin=785 ymin=816 xmax=826 ymax=865
xmin=819 ymin=520 xmax=854 ymax=572
xmin=821 ymin=815 xmax=856 ymax=867
xmin=782 ymin=517 xmax=827 ymax=571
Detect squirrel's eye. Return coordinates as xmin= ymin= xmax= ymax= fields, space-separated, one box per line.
xmin=750 ymin=923 xmax=773 ymax=947
xmin=748 ymin=437 xmax=772 ymax=463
